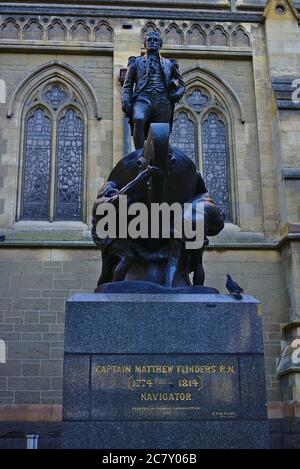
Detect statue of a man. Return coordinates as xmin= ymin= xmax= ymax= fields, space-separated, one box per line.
xmin=121 ymin=31 xmax=186 ymax=149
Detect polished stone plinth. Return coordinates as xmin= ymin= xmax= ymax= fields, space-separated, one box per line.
xmin=61 ymin=293 xmax=269 ymax=448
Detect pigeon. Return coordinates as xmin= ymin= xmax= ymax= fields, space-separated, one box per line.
xmin=226 ymin=274 xmax=244 ymax=300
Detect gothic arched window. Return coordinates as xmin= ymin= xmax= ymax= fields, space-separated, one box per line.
xmin=202 ymin=113 xmax=230 ymax=220
xmin=56 ymin=109 xmax=84 ymax=220
xmin=171 ymin=112 xmax=197 ymax=164
xmin=172 ymin=85 xmax=232 ymax=222
xmin=19 ymin=82 xmax=85 ymax=221
xmin=22 ymin=108 xmax=52 ymax=219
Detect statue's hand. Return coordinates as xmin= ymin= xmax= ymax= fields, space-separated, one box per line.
xmin=122 ymin=101 xmax=132 ymax=116
xmin=104 ymin=188 xmax=119 ymax=198
xmin=95 ymin=182 xmax=119 ymax=205
xmin=169 ymin=90 xmax=182 ymax=103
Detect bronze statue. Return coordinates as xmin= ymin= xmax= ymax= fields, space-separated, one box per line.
xmin=92 ymin=125 xmax=225 ymax=293
xmin=91 ymin=32 xmax=225 ymax=294
xmin=121 ymin=31 xmax=185 ymax=149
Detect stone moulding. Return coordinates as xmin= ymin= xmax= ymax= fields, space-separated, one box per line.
xmin=0 ymin=6 xmax=264 ymax=23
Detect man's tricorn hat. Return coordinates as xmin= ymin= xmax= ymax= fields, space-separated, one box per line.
xmin=143 ymin=31 xmax=163 ymax=48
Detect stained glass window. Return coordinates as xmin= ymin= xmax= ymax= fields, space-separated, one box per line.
xmin=55 ymin=109 xmax=84 ymax=220
xmin=172 ymin=112 xmax=197 ymax=165
xmin=202 ymin=113 xmax=231 ymax=220
xmin=20 ymin=82 xmax=85 ymax=222
xmin=43 ymin=83 xmax=69 ymax=108
xmin=21 ymin=108 xmax=51 ymax=219
xmin=186 ymin=89 xmax=210 ymax=112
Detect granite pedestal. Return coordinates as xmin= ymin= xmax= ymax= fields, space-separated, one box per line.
xmin=61 ymin=293 xmax=269 ymax=448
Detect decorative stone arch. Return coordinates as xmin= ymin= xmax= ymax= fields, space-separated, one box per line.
xmin=57 ymin=101 xmax=85 ymax=121
xmin=19 ymin=105 xmax=53 ymax=221
xmin=231 ymin=26 xmax=251 ymax=47
xmin=0 ymin=79 xmax=6 ymax=104
xmin=164 ymin=23 xmax=184 ymax=46
xmin=47 ymin=19 xmax=67 ymax=41
xmin=0 ymin=17 xmax=20 ymax=40
xmin=23 ymin=18 xmax=44 ymax=40
xmin=7 ymin=60 xmax=102 ymax=120
xmin=0 ymin=339 xmax=6 ymax=364
xmin=201 ymin=105 xmax=228 ymax=125
xmin=141 ymin=22 xmax=161 ymax=42
xmin=209 ymin=25 xmax=229 ymax=47
xmin=95 ymin=20 xmax=113 ymax=43
xmin=186 ymin=25 xmax=207 ymax=46
xmin=172 ymin=107 xmax=199 ymax=166
xmin=70 ymin=20 xmax=91 ymax=42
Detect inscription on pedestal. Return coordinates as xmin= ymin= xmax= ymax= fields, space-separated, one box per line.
xmin=62 ymin=294 xmax=269 ymax=448
xmin=91 ymin=355 xmax=239 ymax=420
